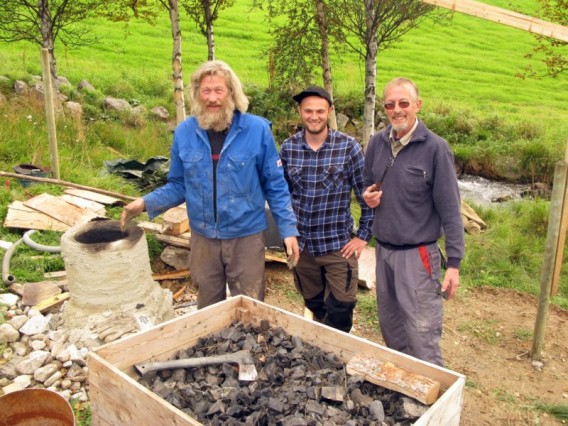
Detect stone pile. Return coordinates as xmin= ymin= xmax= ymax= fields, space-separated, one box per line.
xmin=0 ymin=294 xmax=98 ymax=403
xmin=137 ymin=321 xmax=428 ymax=425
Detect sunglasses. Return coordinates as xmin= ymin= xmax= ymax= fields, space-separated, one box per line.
xmin=383 ymin=100 xmax=411 ymax=110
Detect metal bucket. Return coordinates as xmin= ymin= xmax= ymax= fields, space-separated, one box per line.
xmin=0 ymin=388 xmax=75 ymax=426
xmin=13 ymin=164 xmax=49 ymax=187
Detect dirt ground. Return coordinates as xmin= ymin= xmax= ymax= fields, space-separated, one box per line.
xmin=259 ymin=262 xmax=568 ymax=426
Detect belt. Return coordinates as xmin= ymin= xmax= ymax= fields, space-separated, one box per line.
xmin=377 ymin=240 xmax=437 ymax=251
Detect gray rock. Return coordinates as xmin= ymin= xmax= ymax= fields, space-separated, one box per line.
xmin=0 ymin=293 xmax=19 ymax=307
xmin=336 ymin=112 xmax=349 ymax=130
xmin=9 ymin=315 xmax=28 ymax=330
xmin=400 ymin=396 xmax=428 ymax=418
xmin=14 ymin=80 xmax=29 ymax=95
xmin=19 ymin=314 xmax=50 ymax=335
xmin=0 ymin=323 xmax=20 ymax=343
xmin=64 ymin=101 xmax=82 ymax=118
xmin=160 ymin=246 xmax=191 ymax=271
xmin=0 ymin=363 xmax=18 ymax=380
xmin=56 ymin=76 xmax=72 ymax=88
xmin=30 ymin=339 xmax=47 ymax=351
xmin=103 ymin=96 xmax=132 ymax=112
xmin=150 ymin=106 xmax=170 ymax=121
xmin=44 ymin=371 xmax=63 ymax=387
xmin=34 ymin=363 xmax=60 ymax=382
xmin=369 ymin=400 xmax=385 ymax=421
xmin=77 ymin=79 xmax=96 ymax=92
xmin=16 ymin=350 xmax=50 ymax=375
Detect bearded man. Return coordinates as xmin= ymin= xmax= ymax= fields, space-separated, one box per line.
xmin=121 ymin=60 xmax=299 ymax=309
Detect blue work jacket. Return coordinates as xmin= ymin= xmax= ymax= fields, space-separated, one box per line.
xmin=144 ymin=111 xmax=298 ymax=240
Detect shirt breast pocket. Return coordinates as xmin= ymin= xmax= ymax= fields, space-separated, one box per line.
xmin=321 ymin=164 xmax=345 ymax=191
xmin=288 ymin=167 xmax=303 ymax=192
xmin=227 ymin=153 xmax=257 ymax=195
xmin=179 ymin=151 xmax=204 ymax=180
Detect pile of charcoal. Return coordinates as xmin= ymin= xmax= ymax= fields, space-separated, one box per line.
xmin=136 ymin=321 xmax=428 ymax=425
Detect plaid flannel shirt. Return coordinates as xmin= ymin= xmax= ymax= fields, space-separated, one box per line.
xmin=281 ymin=128 xmax=373 ymax=256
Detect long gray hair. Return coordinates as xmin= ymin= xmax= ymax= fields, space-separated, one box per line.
xmin=189 ymin=60 xmax=249 ymax=114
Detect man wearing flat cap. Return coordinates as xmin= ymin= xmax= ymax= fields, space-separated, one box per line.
xmin=280 ymin=86 xmax=373 ymax=332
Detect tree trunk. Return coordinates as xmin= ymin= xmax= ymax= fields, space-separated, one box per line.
xmin=362 ymin=0 xmax=378 ymax=147
xmin=314 ymin=0 xmax=337 ymax=130
xmin=205 ymin=0 xmax=215 ymax=60
xmin=168 ymin=0 xmax=186 ymax=124
xmin=38 ymin=0 xmax=57 ymax=79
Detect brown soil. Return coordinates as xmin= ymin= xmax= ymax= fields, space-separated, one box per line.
xmin=261 ymin=262 xmax=568 ymax=426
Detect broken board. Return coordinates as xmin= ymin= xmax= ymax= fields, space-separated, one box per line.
xmin=162 ymin=204 xmax=190 ymax=235
xmin=23 ymin=193 xmax=101 ymax=227
xmin=346 ymin=353 xmax=441 ymax=405
xmin=3 ymin=201 xmax=69 ymax=231
xmin=63 ymin=188 xmax=123 ymax=206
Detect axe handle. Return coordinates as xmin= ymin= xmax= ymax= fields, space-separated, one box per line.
xmin=135 ymin=351 xmax=243 ymax=376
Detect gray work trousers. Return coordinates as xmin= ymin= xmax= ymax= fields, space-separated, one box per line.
xmin=189 ymin=231 xmax=266 ymax=309
xmin=375 ymin=242 xmax=444 ymax=366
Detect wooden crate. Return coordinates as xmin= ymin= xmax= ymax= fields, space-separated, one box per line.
xmin=88 ymin=296 xmax=465 ymax=425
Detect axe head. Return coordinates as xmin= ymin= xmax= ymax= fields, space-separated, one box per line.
xmin=237 ymin=351 xmax=258 ymax=381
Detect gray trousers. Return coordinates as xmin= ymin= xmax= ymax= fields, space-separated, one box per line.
xmin=375 ymin=242 xmax=444 ymax=366
xmin=189 ymin=232 xmax=266 ymax=309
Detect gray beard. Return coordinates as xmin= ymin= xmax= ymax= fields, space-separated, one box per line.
xmin=195 ymin=100 xmax=235 ymax=132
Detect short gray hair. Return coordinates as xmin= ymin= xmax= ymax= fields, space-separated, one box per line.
xmin=383 ymin=77 xmax=420 ymax=101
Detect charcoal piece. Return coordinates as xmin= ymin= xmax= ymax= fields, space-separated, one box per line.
xmin=325 ymin=372 xmax=341 ymax=385
xmin=192 ymin=368 xmax=205 ymax=382
xmin=289 ymin=366 xmax=305 ymax=380
xmin=235 ymin=388 xmax=252 ymax=405
xmin=305 ymin=399 xmax=326 ymax=416
xmin=268 ymin=397 xmax=286 ymax=413
xmin=217 ymin=340 xmax=231 ymax=354
xmin=221 ymin=363 xmax=237 ymax=379
xmin=222 ymin=375 xmax=240 ymax=390
xmin=245 ymin=410 xmax=266 ymax=425
xmin=351 ymin=388 xmax=373 ymax=408
xmin=205 ymin=401 xmax=225 ymax=416
xmin=259 ymin=319 xmax=270 ymax=331
xmin=226 ymin=404 xmax=246 ymax=417
xmin=171 ymin=368 xmax=186 ymax=383
xmin=152 ymin=378 xmax=174 ymax=399
xmin=193 ymin=400 xmax=211 ymax=415
xmin=396 ymin=396 xmax=428 ymax=421
xmin=242 ymin=334 xmax=258 ymax=351
xmin=280 ymin=415 xmax=309 ymax=426
xmin=291 ymin=336 xmax=303 ymax=348
xmin=321 ymin=386 xmax=344 ymax=402
xmin=205 ymin=372 xmax=220 ymax=387
xmin=369 ymin=400 xmax=385 ymax=422
xmin=327 ymin=405 xmax=351 ymax=424
xmin=280 ymin=339 xmax=294 ymax=350
xmin=306 ymin=386 xmax=320 ymax=400
xmin=164 ymin=394 xmax=185 ymax=410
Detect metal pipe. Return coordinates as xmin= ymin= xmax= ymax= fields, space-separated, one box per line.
xmin=1 ymin=234 xmax=27 ymax=285
xmin=23 ymin=230 xmax=61 ymax=253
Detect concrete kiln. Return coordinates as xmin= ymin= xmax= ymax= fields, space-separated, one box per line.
xmin=60 ymin=220 xmax=174 ymax=329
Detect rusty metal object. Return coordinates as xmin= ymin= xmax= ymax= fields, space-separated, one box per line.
xmin=0 ymin=388 xmax=75 ymax=425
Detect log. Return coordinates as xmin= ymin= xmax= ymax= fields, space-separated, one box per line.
xmin=346 ymin=353 xmax=441 ymax=405
xmin=152 ymin=269 xmax=190 ymax=281
xmin=0 ymin=171 xmax=136 ymax=202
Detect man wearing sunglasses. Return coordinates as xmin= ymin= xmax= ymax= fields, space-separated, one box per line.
xmin=362 ymin=77 xmax=464 ymax=366
xmin=281 ymin=86 xmax=373 ymax=333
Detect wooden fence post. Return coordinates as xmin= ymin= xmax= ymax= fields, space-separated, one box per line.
xmin=531 ymin=160 xmax=567 ymax=361
xmin=40 ymin=48 xmax=60 ymax=180
xmin=550 ymin=141 xmax=568 ymax=295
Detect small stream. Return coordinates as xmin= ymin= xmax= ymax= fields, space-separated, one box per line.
xmin=458 ymin=175 xmax=530 ymax=206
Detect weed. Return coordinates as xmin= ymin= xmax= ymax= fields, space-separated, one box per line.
xmin=457 ymin=319 xmax=501 ymax=344
xmin=356 ymin=292 xmax=378 ymax=328
xmin=493 ymin=388 xmax=518 ymax=403
xmin=533 ymin=403 xmax=568 ymax=421
xmin=513 ymin=328 xmax=532 ymax=341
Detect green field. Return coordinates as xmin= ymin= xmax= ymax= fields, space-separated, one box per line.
xmin=1 ymin=0 xmax=567 ymax=137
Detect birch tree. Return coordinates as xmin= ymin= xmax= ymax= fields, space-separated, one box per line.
xmin=334 ymin=0 xmax=445 ymax=145
xmin=263 ymin=0 xmax=342 ymax=129
xmin=182 ymin=0 xmax=234 ymax=60
xmin=0 ymin=0 xmax=107 ymax=80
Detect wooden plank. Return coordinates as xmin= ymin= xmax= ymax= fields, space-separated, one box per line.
xmin=152 ymin=269 xmax=190 ymax=281
xmin=63 ymin=188 xmax=123 ymax=206
xmin=421 ymin=0 xmax=568 ymax=43
xmin=60 ymin=194 xmax=106 ymax=216
xmin=162 ymin=204 xmax=190 ymax=235
xmin=44 ymin=271 xmax=67 ymax=280
xmin=33 ymin=292 xmax=70 ymax=313
xmin=3 ymin=201 xmax=69 ymax=232
xmin=88 ymin=354 xmax=201 ymax=426
xmin=346 ymin=353 xmax=440 ymax=405
xmin=155 ymin=233 xmax=191 ymax=248
xmin=23 ymin=193 xmax=100 ymax=227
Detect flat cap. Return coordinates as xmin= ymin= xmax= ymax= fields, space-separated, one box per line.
xmin=292 ymin=86 xmax=333 ymax=106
